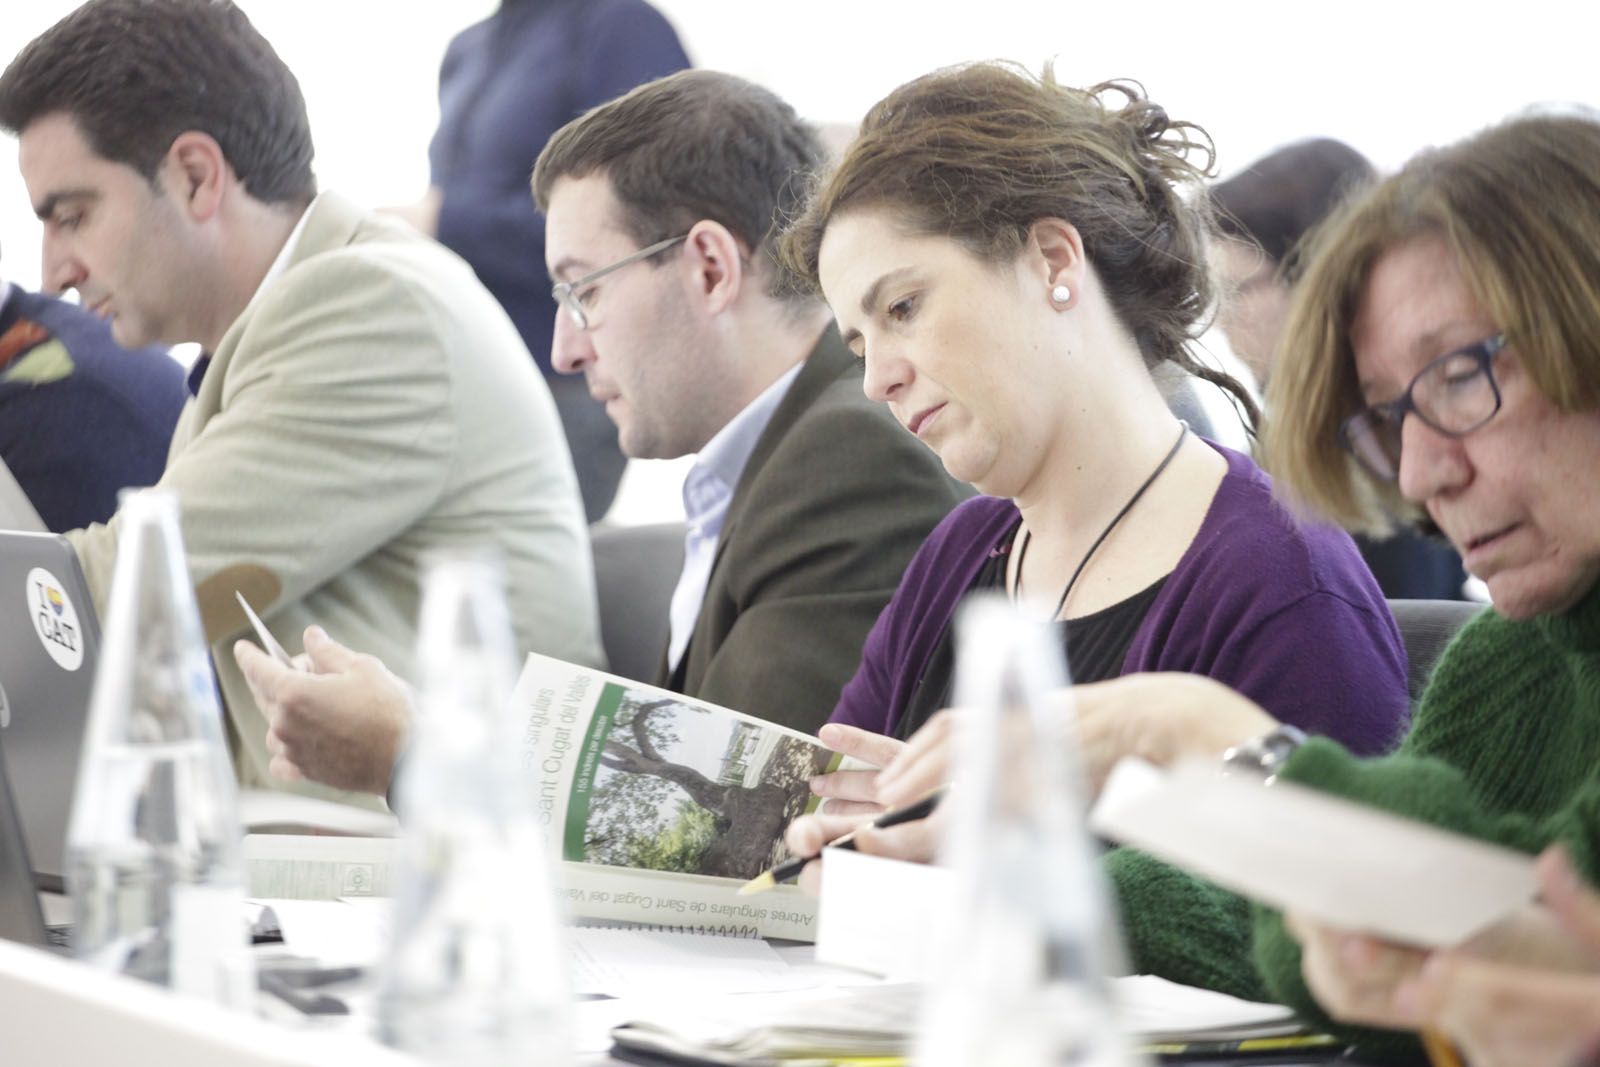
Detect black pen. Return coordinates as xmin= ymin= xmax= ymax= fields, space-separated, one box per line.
xmin=738 ymin=788 xmax=945 ymax=895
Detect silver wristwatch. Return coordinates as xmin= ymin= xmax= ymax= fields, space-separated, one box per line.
xmin=1220 ymin=724 xmax=1308 ymax=785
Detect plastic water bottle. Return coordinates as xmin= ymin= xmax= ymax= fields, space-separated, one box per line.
xmin=64 ymin=489 xmax=253 ymax=1007
xmin=376 ymin=552 xmax=572 ymax=1067
xmin=915 ymin=594 xmax=1137 ymax=1067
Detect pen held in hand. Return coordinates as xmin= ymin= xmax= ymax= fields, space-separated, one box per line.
xmin=739 ymin=788 xmax=946 ymax=895
xmin=1420 ymin=1028 xmax=1464 ymax=1067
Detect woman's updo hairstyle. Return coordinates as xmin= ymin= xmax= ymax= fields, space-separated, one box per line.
xmin=781 ymin=61 xmax=1257 ymax=427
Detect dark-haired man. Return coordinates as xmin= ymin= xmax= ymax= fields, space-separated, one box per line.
xmin=534 ymin=70 xmax=969 ymax=727
xmin=0 ymin=0 xmax=601 ymax=802
xmin=233 ymin=71 xmax=967 ymax=798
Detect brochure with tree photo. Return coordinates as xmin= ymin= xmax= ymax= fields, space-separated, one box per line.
xmin=524 ymin=653 xmax=835 ymax=940
xmin=246 ymin=653 xmax=836 ymax=941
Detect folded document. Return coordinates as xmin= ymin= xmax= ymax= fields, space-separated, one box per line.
xmin=1090 ymin=758 xmax=1539 ymax=947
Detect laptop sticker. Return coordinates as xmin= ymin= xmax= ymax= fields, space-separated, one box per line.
xmin=26 ymin=567 xmax=84 ymax=671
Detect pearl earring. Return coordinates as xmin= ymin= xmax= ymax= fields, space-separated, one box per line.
xmin=1051 ymin=284 xmax=1072 ymax=305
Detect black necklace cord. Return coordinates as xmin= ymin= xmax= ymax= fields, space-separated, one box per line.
xmin=1013 ymin=423 xmax=1190 ymax=620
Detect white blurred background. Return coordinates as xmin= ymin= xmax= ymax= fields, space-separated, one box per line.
xmin=0 ymin=1 xmax=1592 ymax=521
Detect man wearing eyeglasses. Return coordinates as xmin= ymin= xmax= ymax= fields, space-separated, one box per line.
xmin=534 ymin=70 xmax=969 ymax=732
xmin=229 ymin=70 xmax=965 ymax=797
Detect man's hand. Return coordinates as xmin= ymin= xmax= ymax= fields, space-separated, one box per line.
xmin=233 ymin=625 xmax=411 ymax=795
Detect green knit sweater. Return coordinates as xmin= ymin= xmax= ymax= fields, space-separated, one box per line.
xmin=1249 ymin=579 xmax=1600 ymax=1058
xmin=1102 ymin=581 xmax=1600 ymax=1056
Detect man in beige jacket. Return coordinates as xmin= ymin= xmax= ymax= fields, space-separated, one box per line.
xmin=0 ymin=0 xmax=601 ymax=803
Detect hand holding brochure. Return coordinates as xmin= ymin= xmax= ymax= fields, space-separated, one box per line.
xmin=519 ymin=653 xmax=835 ymax=940
xmin=1089 ymin=758 xmax=1539 ymax=947
xmin=247 ymin=653 xmax=838 ymax=940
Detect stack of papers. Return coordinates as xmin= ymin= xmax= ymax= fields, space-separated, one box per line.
xmin=1117 ymin=974 xmax=1300 ymax=1043
xmin=609 ymin=975 xmax=1312 ymax=1065
xmin=611 ymin=983 xmax=919 ymax=1065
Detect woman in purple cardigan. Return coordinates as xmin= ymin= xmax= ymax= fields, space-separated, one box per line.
xmin=775 ymin=63 xmax=1409 ymax=998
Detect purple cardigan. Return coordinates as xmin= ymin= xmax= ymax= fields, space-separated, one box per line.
xmin=832 ymin=443 xmax=1409 ymax=755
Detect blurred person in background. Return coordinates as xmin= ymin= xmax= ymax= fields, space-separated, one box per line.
xmin=0 ymin=258 xmax=185 ymax=532
xmin=389 ymin=0 xmax=689 ymax=522
xmin=1211 ymin=138 xmax=1469 ymax=600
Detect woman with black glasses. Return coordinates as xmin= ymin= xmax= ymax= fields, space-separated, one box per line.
xmin=1256 ymin=110 xmax=1600 ymax=1066
xmin=988 ymin=112 xmax=1600 ymax=1064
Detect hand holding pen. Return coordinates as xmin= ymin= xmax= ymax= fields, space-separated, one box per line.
xmin=743 ymin=788 xmax=947 ymax=895
xmin=766 ymin=720 xmax=967 ymax=893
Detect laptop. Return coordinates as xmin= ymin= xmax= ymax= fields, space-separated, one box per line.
xmin=0 ymin=531 xmax=101 ymax=891
xmin=0 ymin=728 xmax=62 ymax=951
xmin=0 ymin=457 xmax=47 ymax=533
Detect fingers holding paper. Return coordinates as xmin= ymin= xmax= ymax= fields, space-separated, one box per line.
xmin=1286 ymin=913 xmax=1430 ymax=1030
xmin=1536 ymin=846 xmax=1600 ymax=956
xmin=1398 ymin=953 xmax=1600 ymax=1067
xmin=806 ymin=722 xmax=906 ymax=815
xmin=235 ymin=625 xmax=412 ymax=796
xmin=784 ymin=722 xmax=938 ymax=894
xmin=1287 ymin=845 xmax=1600 ymax=1043
xmin=873 ymin=707 xmax=962 ymax=809
xmin=1390 ymin=847 xmax=1600 ymax=1067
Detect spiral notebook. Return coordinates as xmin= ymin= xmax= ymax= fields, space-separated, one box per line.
xmin=571 ymin=925 xmax=799 ymax=997
xmin=260 ymin=895 xmax=809 ymax=998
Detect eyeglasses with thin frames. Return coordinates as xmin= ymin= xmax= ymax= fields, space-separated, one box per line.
xmin=1338 ymin=332 xmax=1508 ymax=482
xmin=550 ymin=234 xmax=688 ymax=331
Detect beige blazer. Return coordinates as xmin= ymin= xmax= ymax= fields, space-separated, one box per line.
xmin=68 ymin=193 xmax=603 ymax=802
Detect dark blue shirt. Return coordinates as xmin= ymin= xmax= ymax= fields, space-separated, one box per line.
xmin=0 ymin=287 xmax=187 ymax=532
xmin=428 ymin=0 xmax=690 ymax=375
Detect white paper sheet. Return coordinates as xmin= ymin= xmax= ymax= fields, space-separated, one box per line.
xmin=814 ymin=847 xmax=956 ymax=979
xmin=1090 ymin=758 xmax=1539 ymax=947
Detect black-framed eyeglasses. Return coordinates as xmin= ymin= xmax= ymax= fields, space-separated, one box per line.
xmin=1338 ymin=332 xmax=1508 ymax=482
xmin=550 ymin=234 xmax=688 ymax=331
